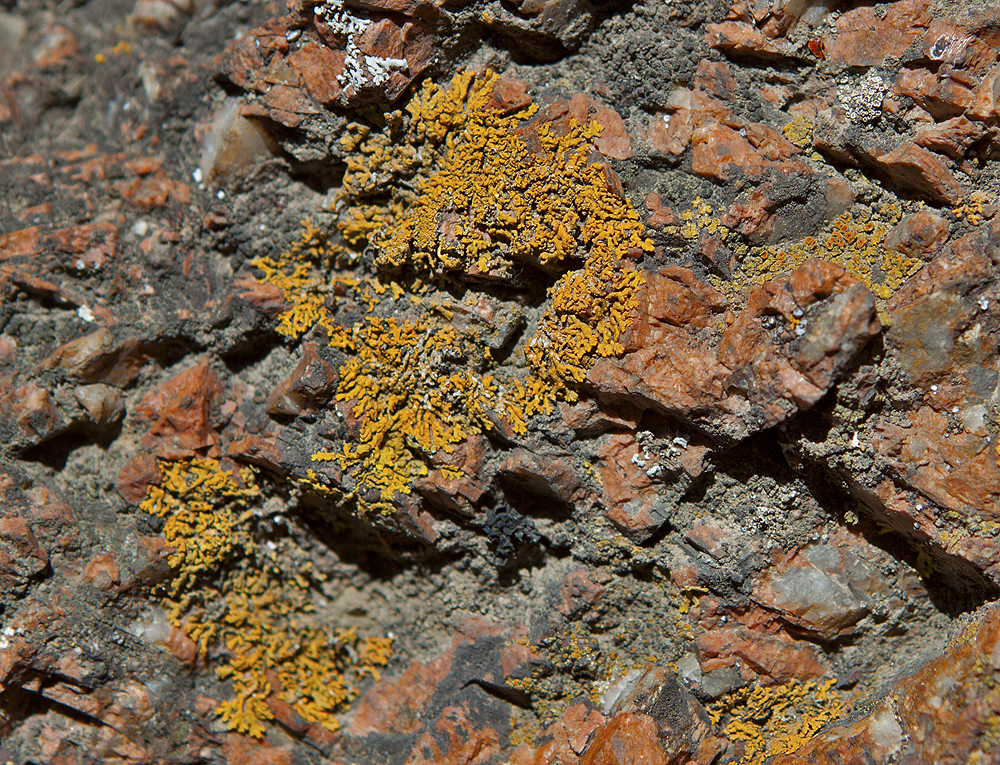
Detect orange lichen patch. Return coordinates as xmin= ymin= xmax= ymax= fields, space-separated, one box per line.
xmin=261 ymin=71 xmax=655 ymax=503
xmin=709 ymin=679 xmax=846 ymax=763
xmin=375 ymin=116 xmax=613 ymax=277
xmin=142 ymin=459 xmax=391 ymax=738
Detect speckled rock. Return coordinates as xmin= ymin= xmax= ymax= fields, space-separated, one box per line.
xmin=771 ymin=600 xmax=1000 ymax=765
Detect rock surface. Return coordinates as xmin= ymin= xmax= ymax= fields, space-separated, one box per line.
xmin=1 ymin=0 xmax=999 ymax=762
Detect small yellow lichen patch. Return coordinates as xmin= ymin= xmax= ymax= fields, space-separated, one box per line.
xmin=143 ymin=459 xmax=391 ymax=738
xmin=250 ymin=220 xmax=343 ymax=339
xmin=953 ymin=192 xmax=993 ymax=227
xmin=313 ymin=314 xmax=534 ymax=510
xmin=783 ymin=114 xmax=813 ymax=149
xmin=722 ymin=206 xmax=922 ymax=305
xmin=709 ymin=679 xmax=845 ymax=763
xmin=141 ymin=459 xmax=259 ymax=597
xmin=674 ymin=196 xmax=730 ymax=241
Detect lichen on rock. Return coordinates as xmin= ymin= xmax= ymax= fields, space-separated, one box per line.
xmin=141 ymin=458 xmax=391 ymax=738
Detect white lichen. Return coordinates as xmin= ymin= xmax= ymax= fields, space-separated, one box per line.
xmin=314 ymin=0 xmax=408 ymax=90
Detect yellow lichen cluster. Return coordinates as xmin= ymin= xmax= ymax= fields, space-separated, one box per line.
xmin=308 ymin=310 xmax=565 ymax=509
xmin=312 ymin=315 xmax=488 ymax=507
xmin=675 ymin=196 xmax=731 ymax=242
xmin=725 ymin=206 xmax=923 ymax=302
xmin=376 ymin=110 xmax=616 ymax=277
xmin=257 ymin=71 xmax=654 ymax=506
xmin=953 ymin=192 xmax=994 ymax=227
xmin=142 ymin=459 xmax=391 ymax=738
xmin=782 ymin=114 xmax=813 ymax=149
xmin=371 ymin=71 xmax=652 ymax=397
xmin=249 ymin=220 xmax=341 ymax=339
xmin=337 ymin=70 xmax=520 ymax=254
xmin=709 ymin=679 xmax=845 ymax=763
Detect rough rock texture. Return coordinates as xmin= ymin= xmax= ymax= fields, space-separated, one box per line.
xmin=2 ymin=0 xmax=1000 ymax=763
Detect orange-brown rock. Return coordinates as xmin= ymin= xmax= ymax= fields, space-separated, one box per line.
xmin=510 ymin=703 xmax=605 ymax=765
xmin=589 ymin=261 xmax=880 ymax=443
xmin=0 ymin=515 xmax=49 ymax=596
xmin=81 ymin=553 xmax=120 ymax=591
xmin=876 ymin=142 xmax=963 ymax=204
xmin=772 ymin=601 xmax=1000 ymax=765
xmin=597 ymin=433 xmax=675 ymax=542
xmin=695 ymin=626 xmax=829 ymax=684
xmin=782 ymin=226 xmax=1000 ymax=587
xmin=414 ymin=435 xmax=488 ymax=516
xmin=753 ymin=543 xmax=873 ymax=640
xmin=580 ymin=666 xmax=729 ymax=765
xmin=116 ymin=453 xmax=163 ymax=505
xmin=266 ymin=342 xmax=338 ymax=417
xmin=705 ymin=20 xmax=801 ymax=62
xmin=0 ymin=377 xmax=63 ymax=446
xmin=286 ymin=42 xmax=345 ymax=106
xmin=134 ymin=356 xmax=225 ymax=458
xmin=43 ymin=328 xmax=147 ymax=388
xmin=884 ymin=209 xmax=950 ymax=259
xmin=498 ymin=447 xmax=594 ymax=507
xmin=824 ymin=0 xmax=934 ymax=67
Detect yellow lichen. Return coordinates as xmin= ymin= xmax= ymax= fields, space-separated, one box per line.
xmin=142 ymin=459 xmax=391 ymax=738
xmin=782 ymin=114 xmax=813 ymax=149
xmin=673 ymin=196 xmax=730 ymax=241
xmin=312 ymin=313 xmax=536 ymax=511
xmin=712 ymin=206 xmax=923 ymax=313
xmin=953 ymin=192 xmax=993 ymax=227
xmin=371 ymin=72 xmax=651 ymax=398
xmin=249 ymin=220 xmax=342 ymax=339
xmin=708 ymin=679 xmax=845 ymax=763
xmin=257 ymin=71 xmax=654 ymax=505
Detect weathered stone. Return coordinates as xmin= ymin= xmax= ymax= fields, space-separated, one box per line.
xmin=266 ymin=343 xmax=338 ymax=417
xmin=42 ymin=329 xmax=147 ymax=387
xmin=824 ymin=0 xmax=934 ymax=67
xmin=73 ymin=384 xmax=125 ymax=427
xmin=594 ymin=440 xmax=654 ymax=528
xmin=81 ymin=552 xmax=120 ymax=590
xmin=486 ymin=0 xmax=595 ymax=54
xmin=0 ymin=378 xmax=63 ymax=445
xmin=878 ymin=143 xmax=964 ymax=204
xmin=754 ymin=543 xmax=872 ymax=640
xmin=695 ymin=626 xmax=829 ymax=684
xmin=580 ymin=666 xmax=729 ymax=765
xmin=497 ymin=447 xmax=594 ymax=507
xmin=705 ymin=20 xmax=802 ymax=62
xmin=134 ymin=356 xmax=224 ymax=458
xmin=885 ymin=209 xmax=950 ymax=259
xmin=414 ymin=435 xmax=488 ymax=516
xmin=286 ymin=42 xmax=345 ymax=105
xmin=116 ymin=453 xmax=163 ymax=505
xmin=510 ymin=703 xmax=605 ymax=765
xmin=771 ymin=601 xmax=1000 ymax=765
xmin=0 ymin=515 xmax=48 ymax=596
xmin=912 ymin=115 xmax=985 ymax=161
xmin=590 ymin=261 xmax=880 ymax=443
